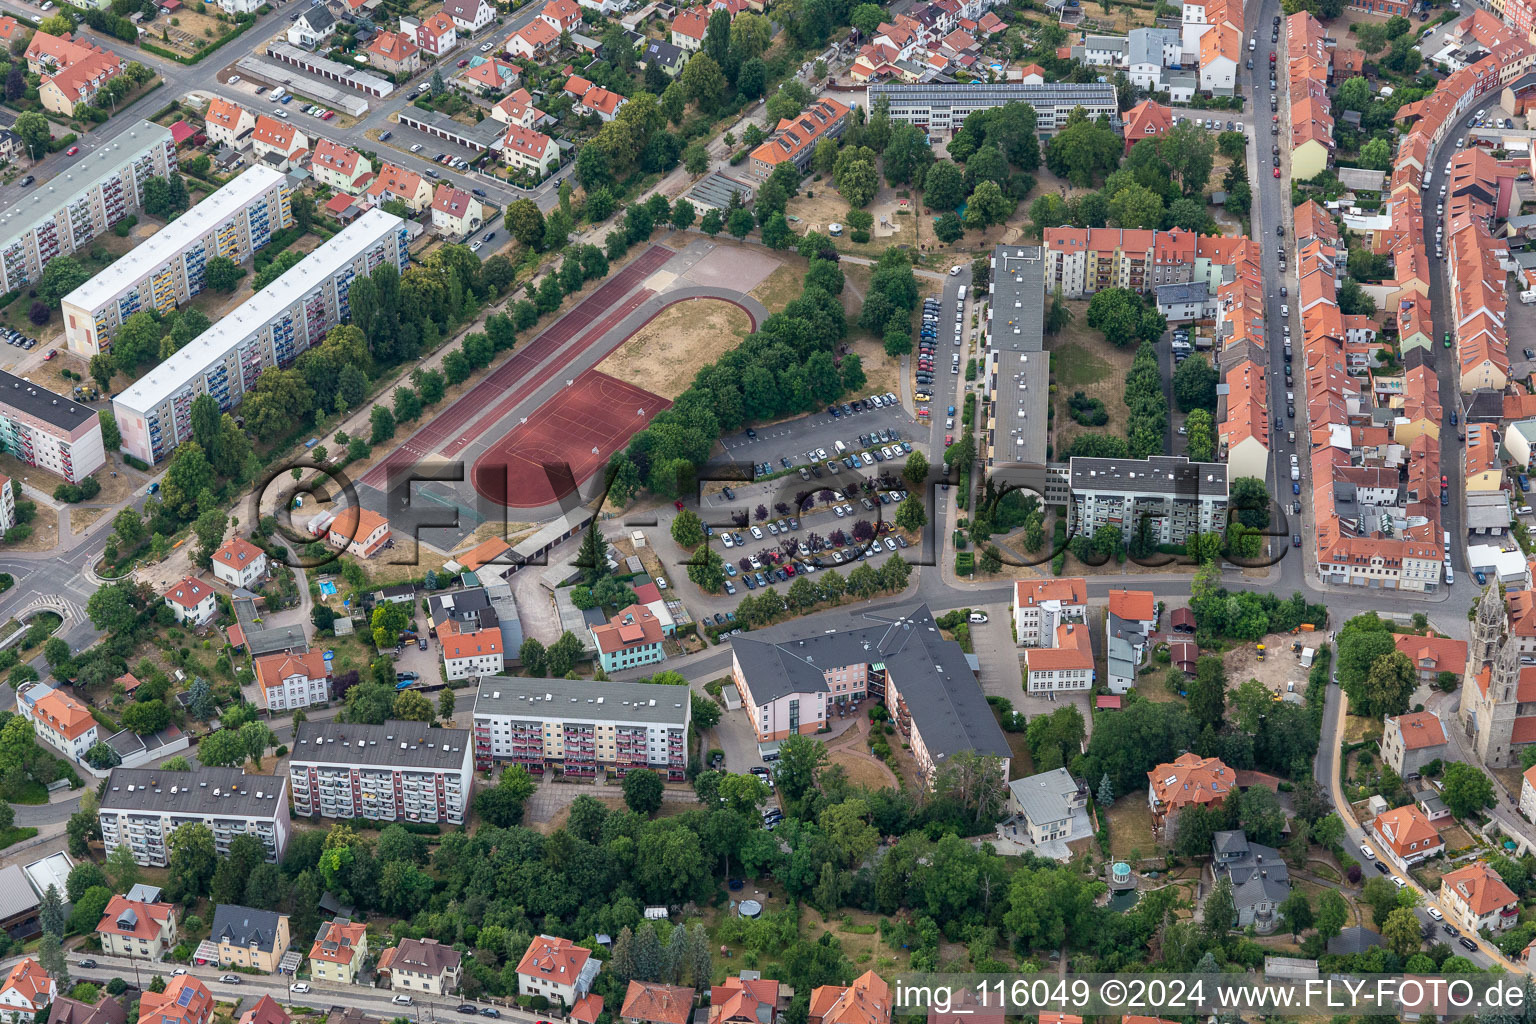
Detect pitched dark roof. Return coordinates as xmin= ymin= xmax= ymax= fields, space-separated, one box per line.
xmin=211 ymin=905 xmax=285 ymax=954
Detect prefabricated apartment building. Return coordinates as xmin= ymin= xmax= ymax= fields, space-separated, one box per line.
xmin=61 ymin=165 xmax=295 ymax=357
xmin=113 ymin=208 xmax=408 ymax=465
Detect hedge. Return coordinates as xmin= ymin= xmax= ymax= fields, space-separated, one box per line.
xmin=955 ymin=552 xmax=973 ymax=575
xmin=139 ymin=14 xmax=254 ymax=65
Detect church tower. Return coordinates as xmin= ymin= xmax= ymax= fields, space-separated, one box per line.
xmin=1462 ymin=584 xmax=1521 ymax=767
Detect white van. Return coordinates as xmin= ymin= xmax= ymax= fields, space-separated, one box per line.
xmin=957 ymin=285 xmax=967 ymax=301
xmin=834 ymin=440 xmax=847 ymax=454
xmin=270 ymin=86 xmax=285 ymax=100
xmin=968 ymin=612 xmax=988 ymax=623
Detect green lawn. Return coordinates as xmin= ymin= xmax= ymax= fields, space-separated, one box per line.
xmin=0 ymin=826 xmax=38 ymax=850
xmin=1051 ymin=341 xmax=1114 ymax=389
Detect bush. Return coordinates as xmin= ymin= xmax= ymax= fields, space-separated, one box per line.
xmin=954 ymin=551 xmax=974 ymax=575
xmin=1067 ymin=390 xmax=1108 ymax=426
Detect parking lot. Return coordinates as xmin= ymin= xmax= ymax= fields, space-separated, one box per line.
xmin=714 ymin=396 xmax=913 ymax=467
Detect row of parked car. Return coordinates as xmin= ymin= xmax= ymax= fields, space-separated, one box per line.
xmin=5 ymin=330 xmax=37 ymax=349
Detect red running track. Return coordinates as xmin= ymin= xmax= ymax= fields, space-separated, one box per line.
xmin=360 ymin=245 xmax=673 ymax=489
xmin=471 ymin=371 xmax=670 ymax=509
xmin=439 ymin=283 xmax=658 ymax=458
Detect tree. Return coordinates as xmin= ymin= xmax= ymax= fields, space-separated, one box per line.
xmin=1315 ymin=888 xmax=1349 ymax=942
xmin=774 ymin=734 xmax=826 ymax=814
xmin=1173 ymin=354 xmax=1218 ymax=412
xmin=166 ymin=821 xmax=217 ymax=902
xmin=902 ymin=451 xmax=929 ymax=488
xmin=1203 ymin=876 xmax=1235 ymax=935
xmin=205 ymin=256 xmax=243 ymax=292
xmin=37 ymin=933 xmax=67 ymax=991
xmin=924 ymin=160 xmax=965 ymax=211
xmin=1185 ymin=408 xmax=1216 ymax=462
xmin=1383 ymin=906 xmax=1424 ymax=957
xmin=680 ymin=52 xmax=727 ymax=110
xmin=547 ymin=631 xmax=584 ymax=677
xmin=1441 ymin=760 xmax=1496 ymax=818
xmin=1277 ymin=888 xmax=1313 ymax=937
xmin=39 ymin=883 xmax=65 ymax=937
xmin=963 ymin=180 xmax=1014 ymax=229
xmin=835 ymin=159 xmax=878 ymax=207
xmin=623 ymin=768 xmax=664 ymax=815
xmin=1187 ymin=655 xmax=1226 ymax=730
xmin=1085 ymin=288 xmax=1143 ymax=347
xmin=39 ymin=256 xmax=90 ymax=304
xmin=671 ymin=509 xmax=704 ymax=548
xmin=393 ymin=689 xmax=434 ymax=723
xmin=107 ymin=841 xmax=141 ymax=892
xmin=1360 ymin=136 xmax=1392 ymax=171
xmin=895 ymin=494 xmax=927 ymax=532
xmin=506 ymin=199 xmax=546 ymax=249
xmin=761 ymin=213 xmax=792 ymax=250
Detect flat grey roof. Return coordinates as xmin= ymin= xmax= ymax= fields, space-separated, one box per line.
xmin=0 ymin=865 xmax=38 ymax=922
xmin=687 ymin=171 xmax=755 ymax=211
xmin=265 ymin=41 xmax=393 ymax=94
xmin=1157 ymin=280 xmax=1209 ymax=303
xmin=729 ymin=601 xmax=1010 ymax=764
xmin=115 ymin=208 xmax=403 ymax=414
xmin=0 ymin=121 xmax=172 ymax=251
xmin=1070 ymin=454 xmax=1228 ymax=497
xmin=398 ymin=107 xmax=506 ymax=149
xmin=472 ymin=676 xmax=691 ymax=727
xmin=988 ymin=245 xmax=1048 ymax=468
xmin=867 ymin=81 xmax=1118 ymax=109
xmin=100 ymin=765 xmax=286 ymax=817
xmin=291 ymin=720 xmax=471 ymax=769
xmin=0 ymin=370 xmax=99 ymax=432
xmin=62 ymin=166 xmax=287 ymax=312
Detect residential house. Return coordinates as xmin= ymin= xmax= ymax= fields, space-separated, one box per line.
xmin=1520 ymin=763 xmax=1536 ymax=824
xmin=401 ymin=12 xmax=457 ymax=56
xmin=1369 ymin=804 xmax=1444 ymax=869
xmin=563 ymin=75 xmax=625 ymax=120
xmin=640 ymin=38 xmax=685 ymax=76
xmin=96 ymin=887 xmax=177 ymax=959
xmin=1440 ymin=862 xmax=1519 ymax=933
xmin=366 ymin=163 xmax=434 ymax=213
xmin=204 ymin=97 xmax=254 ymax=148
xmin=1210 ymin=831 xmax=1291 ymax=933
xmin=501 ymin=124 xmax=559 ymax=176
xmin=517 ymin=935 xmax=599 ymax=1007
xmin=1147 ymin=752 xmax=1232 ymax=836
xmin=429 ymin=184 xmax=484 ymax=238
xmin=620 ymin=982 xmax=694 ymax=1024
xmin=1379 ymin=711 xmax=1449 ymax=778
xmin=1198 ymin=22 xmax=1239 ymax=95
xmin=25 ymin=32 xmax=125 ymax=117
xmin=250 ymin=116 xmax=308 ymax=172
xmin=0 ymin=959 xmax=56 ymax=1024
xmin=441 ymin=622 xmax=503 ymax=680
xmin=49 ymin=995 xmax=127 ymax=1024
xmin=808 ymin=972 xmax=891 ymax=1024
xmin=1105 ymin=589 xmax=1155 ymax=694
xmin=1393 ymin=634 xmax=1467 ymax=685
xmin=1022 ymin=622 xmax=1093 ymax=694
xmin=367 ymin=30 xmax=421 ymax=76
xmin=209 ymin=905 xmax=290 ymax=973
xmin=491 ymin=88 xmax=544 ymax=127
xmin=539 ymin=0 xmax=583 ymax=34
xmin=235 ymin=998 xmax=288 ymax=1024
xmin=443 ymin=0 xmax=495 ymax=33
xmin=254 ymin=649 xmax=330 ymax=713
xmin=1004 ymin=768 xmax=1088 ymax=850
xmin=455 ymin=56 xmax=520 ymax=96
xmin=378 ymin=938 xmax=463 ymax=996
xmin=709 ymin=977 xmax=778 ymax=1024
xmin=17 ymin=680 xmax=98 ymax=762
xmin=210 ymin=536 xmax=268 ymax=589
xmin=506 ymin=19 xmax=559 ymax=59
xmin=327 ymin=507 xmax=391 ymax=557
xmin=136 ymin=977 xmax=212 ymax=1024
xmin=287 ymin=5 xmax=336 ymax=47
xmin=1122 ymin=98 xmax=1173 ymax=154
xmin=163 ymin=577 xmax=216 ymax=626
xmin=671 ymin=8 xmax=710 ymax=49
xmin=1012 ymin=578 xmax=1088 ymax=645
xmin=308 ymin=918 xmax=368 ymax=986
xmin=591 ymin=604 xmax=665 ymax=673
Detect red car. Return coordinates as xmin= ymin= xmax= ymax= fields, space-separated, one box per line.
xmin=945 ymin=434 xmax=953 ymax=445
xmin=1269 ymin=52 xmax=1276 ymax=61
xmin=457 ymin=58 xmax=470 ymax=66
xmin=65 ymin=145 xmax=78 ymax=156
xmin=42 ymin=350 xmax=55 ymax=361
xmin=1273 ymin=167 xmax=1281 ymax=177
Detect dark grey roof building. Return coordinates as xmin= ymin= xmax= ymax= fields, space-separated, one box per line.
xmin=986 ymin=246 xmax=1049 ymax=484
xmin=98 ymin=765 xmax=291 ymax=867
xmin=1211 ymin=830 xmax=1291 ymax=935
xmin=211 ymin=903 xmax=287 ymax=953
xmin=728 ymin=602 xmax=1009 ymax=785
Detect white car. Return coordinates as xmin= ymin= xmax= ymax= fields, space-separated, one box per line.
xmin=470 ymin=240 xmax=483 ymax=252
xmin=722 ymin=533 xmax=735 ymax=548
xmin=816 ymin=447 xmax=827 ymax=459
xmin=750 ymin=525 xmax=763 ymax=539
xmin=833 ymin=506 xmax=847 ymax=517
xmin=1391 ymin=876 xmax=1407 ymax=889
xmin=884 ymin=537 xmax=896 ymax=551
xmin=1360 ymin=842 xmax=1376 ymax=860
xmin=290 ymin=985 xmax=311 ymax=995
xmin=654 ymin=576 xmax=668 ymax=590
xmin=480 ymin=40 xmax=493 ymax=51
xmin=410 ymin=143 xmax=424 ymax=152
xmin=227 ymin=75 xmax=241 ymax=85
xmin=393 ymin=997 xmax=414 ymax=1006
xmin=1427 ymin=906 xmax=1443 ymax=920
xmin=950 ymin=266 xmax=961 ymax=276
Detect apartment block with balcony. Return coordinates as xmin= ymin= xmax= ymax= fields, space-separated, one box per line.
xmin=60 ymin=167 xmax=293 ymax=357
xmin=0 ymin=121 xmax=175 ymax=295
xmin=113 ymin=210 xmax=407 ymax=465
xmin=1069 ymin=455 xmax=1228 ymax=546
xmin=98 ymin=765 xmax=291 ymax=868
xmin=95 ymin=886 xmax=177 ymax=960
xmin=0 ymin=371 xmax=105 ymax=483
xmin=472 ymin=677 xmax=690 ymax=782
xmin=288 ymin=720 xmax=472 ymax=825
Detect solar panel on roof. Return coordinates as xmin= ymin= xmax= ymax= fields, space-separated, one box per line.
xmin=177 ymin=989 xmax=193 ymax=1007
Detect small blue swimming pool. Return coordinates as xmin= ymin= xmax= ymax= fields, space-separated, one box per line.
xmin=319 ymin=581 xmax=337 ymax=596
